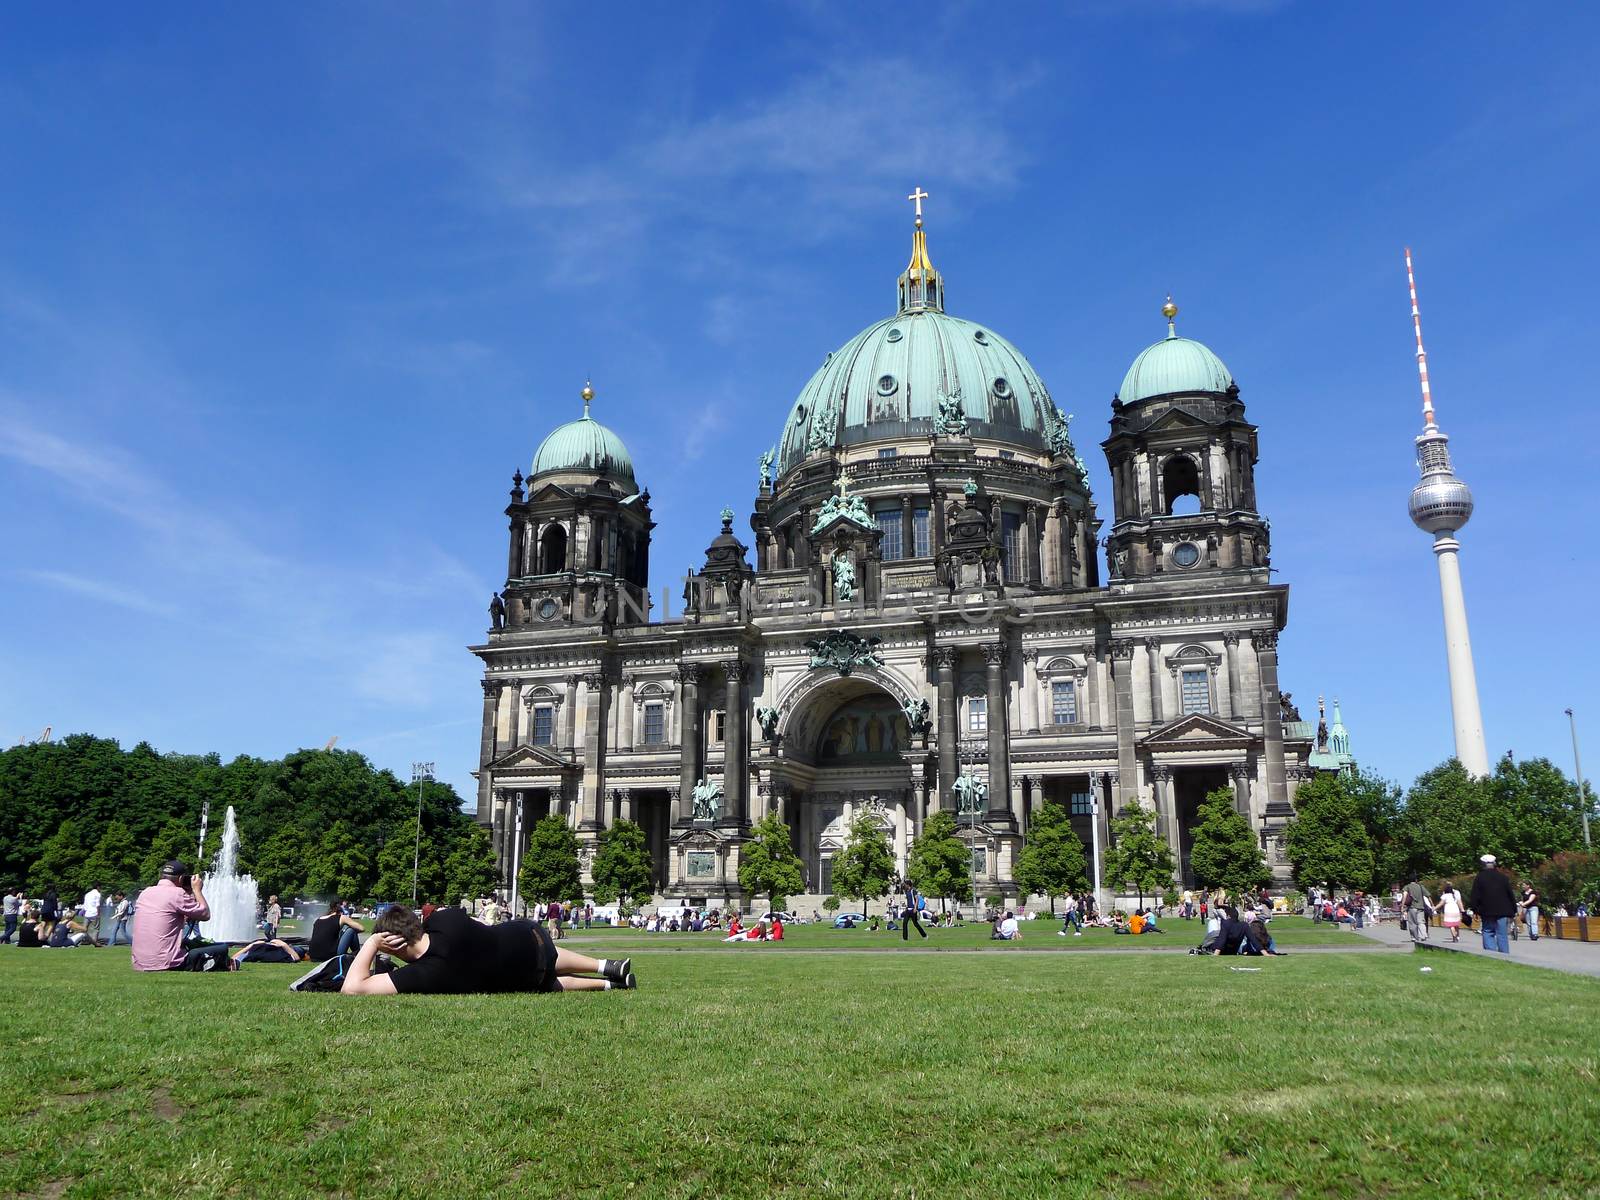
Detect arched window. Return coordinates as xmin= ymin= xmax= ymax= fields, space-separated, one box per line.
xmin=1162 ymin=455 xmax=1202 ymax=515
xmin=540 ymin=524 xmax=568 ymax=574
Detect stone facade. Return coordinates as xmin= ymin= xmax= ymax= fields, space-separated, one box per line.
xmin=470 ymin=231 xmax=1316 ymax=907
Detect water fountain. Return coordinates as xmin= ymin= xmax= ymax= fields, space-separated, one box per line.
xmin=198 ymin=805 xmax=260 ymax=943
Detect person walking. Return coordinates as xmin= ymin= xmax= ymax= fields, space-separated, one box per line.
xmin=81 ymin=885 xmax=104 ymax=947
xmin=109 ymin=892 xmax=132 ymax=946
xmin=263 ymin=895 xmax=281 ymax=940
xmin=899 ymin=878 xmax=928 ymax=940
xmin=1 ymin=887 xmax=21 ymax=944
xmin=1403 ymin=876 xmax=1432 ymax=943
xmin=1468 ymin=854 xmax=1516 ymax=954
xmin=1436 ymin=882 xmax=1465 ymax=943
xmin=40 ymin=887 xmax=60 ymax=943
xmin=1519 ymin=884 xmax=1540 ymax=942
xmin=1058 ymin=893 xmax=1083 ymax=937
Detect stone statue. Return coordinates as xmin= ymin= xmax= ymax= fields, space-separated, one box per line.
xmin=953 ymin=773 xmax=988 ymax=815
xmin=811 ymin=475 xmax=872 ymax=534
xmin=805 ymin=629 xmax=885 ymax=676
xmin=962 ymin=476 xmax=979 ymax=499
xmin=1279 ymin=692 xmax=1301 ymax=722
xmin=755 ymin=705 xmax=780 ymax=740
xmin=832 ymin=551 xmax=856 ymax=601
xmin=488 ymin=591 xmax=506 ymax=630
xmin=935 ymin=389 xmax=968 ymax=436
xmin=758 ymin=446 xmax=775 ymax=488
xmin=1046 ymin=403 xmax=1076 ymax=459
xmin=806 ymin=399 xmax=837 ymax=454
xmin=901 ymin=698 xmax=931 ymax=734
xmin=1112 ymin=548 xmax=1129 ymax=578
xmin=691 ymin=777 xmax=723 ymax=822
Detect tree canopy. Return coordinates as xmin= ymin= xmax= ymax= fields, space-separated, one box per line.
xmin=590 ymin=819 xmax=655 ymax=908
xmin=907 ymin=811 xmax=973 ymax=908
xmin=1103 ymin=805 xmax=1175 ymax=907
xmin=518 ymin=814 xmax=583 ymax=904
xmin=1284 ymin=774 xmax=1376 ymax=891
xmin=1188 ymin=789 xmax=1271 ymax=899
xmin=830 ymin=812 xmax=895 ymax=915
xmin=1013 ymin=802 xmax=1088 ymax=913
xmin=737 ymin=812 xmax=804 ymax=909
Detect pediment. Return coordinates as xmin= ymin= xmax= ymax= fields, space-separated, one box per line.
xmin=524 ymin=482 xmax=574 ymax=505
xmin=1144 ymin=406 xmax=1208 ymax=433
xmin=810 ymin=514 xmax=879 ymax=541
xmin=487 ymin=744 xmax=579 ymax=772
xmin=1140 ymin=712 xmax=1255 ymax=748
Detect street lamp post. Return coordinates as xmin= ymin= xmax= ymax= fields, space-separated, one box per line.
xmin=411 ymin=761 xmax=435 ymax=906
xmin=1566 ymin=709 xmax=1591 ymax=849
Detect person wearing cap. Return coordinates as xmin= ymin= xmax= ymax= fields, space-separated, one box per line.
xmin=1468 ymin=853 xmax=1516 ymax=954
xmin=130 ymin=860 xmax=232 ymax=972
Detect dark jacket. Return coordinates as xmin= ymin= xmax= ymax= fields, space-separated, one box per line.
xmin=1469 ymin=868 xmax=1517 ymax=919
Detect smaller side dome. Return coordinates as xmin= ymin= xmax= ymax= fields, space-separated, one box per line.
xmin=1118 ymin=302 xmax=1234 ymax=402
xmin=530 ymin=383 xmax=637 ymax=485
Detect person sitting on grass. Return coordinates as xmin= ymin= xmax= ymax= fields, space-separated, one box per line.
xmin=232 ymin=937 xmax=309 ymax=966
xmin=1211 ymin=907 xmax=1267 ymax=956
xmin=1141 ymin=909 xmax=1163 ymax=933
xmin=16 ymin=907 xmax=44 ymax=948
xmin=770 ymin=915 xmax=785 ymax=941
xmin=1128 ymin=910 xmax=1147 ymax=935
xmin=309 ymin=899 xmax=365 ymax=961
xmin=726 ymin=913 xmax=743 ymax=939
xmin=995 ymin=911 xmax=1021 ymax=941
xmin=336 ymin=903 xmax=634 ymax=995
xmin=131 ymin=860 xmax=232 ymax=973
xmin=46 ymin=915 xmax=90 ymax=947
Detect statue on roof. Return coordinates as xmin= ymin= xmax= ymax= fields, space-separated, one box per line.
xmin=488 ymin=591 xmax=506 ymax=631
xmin=758 ymin=445 xmax=775 ymax=488
xmin=811 ymin=472 xmax=872 ymax=534
xmin=691 ymin=777 xmax=723 ymax=822
xmin=935 ymin=389 xmax=968 ymax=437
xmin=807 ymin=399 xmax=838 ymax=454
xmin=755 ymin=705 xmax=780 ymax=741
xmin=953 ymin=773 xmax=987 ymax=815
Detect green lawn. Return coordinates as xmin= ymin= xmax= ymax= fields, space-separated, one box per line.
xmin=3 ymin=940 xmax=1596 ymax=1199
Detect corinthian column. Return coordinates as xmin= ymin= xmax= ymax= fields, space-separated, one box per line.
xmin=676 ymin=663 xmax=703 ymax=823
xmin=1144 ymin=637 xmax=1164 ymax=724
xmin=1110 ymin=639 xmax=1138 ymax=811
xmin=1253 ymin=630 xmax=1289 ymax=812
xmin=719 ymin=658 xmax=749 ymax=829
xmin=934 ymin=647 xmax=959 ymax=811
xmin=983 ymin=642 xmax=1012 ymax=826
xmin=579 ymin=670 xmax=607 ymax=831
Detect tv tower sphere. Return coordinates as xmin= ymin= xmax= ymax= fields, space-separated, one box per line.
xmin=1408 ymin=431 xmax=1474 ymax=534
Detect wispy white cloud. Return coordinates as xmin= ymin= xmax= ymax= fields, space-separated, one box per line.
xmin=17 ymin=568 xmax=179 ymax=619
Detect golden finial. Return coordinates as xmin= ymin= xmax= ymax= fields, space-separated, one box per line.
xmin=1162 ymin=295 xmax=1178 ymax=339
xmin=580 ymin=380 xmax=594 ymax=416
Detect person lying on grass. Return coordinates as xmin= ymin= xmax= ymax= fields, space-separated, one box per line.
xmin=338 ymin=903 xmax=635 ymax=996
xmin=231 ymin=937 xmax=308 ymax=967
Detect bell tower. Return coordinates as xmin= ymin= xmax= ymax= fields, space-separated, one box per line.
xmin=1101 ymin=300 xmax=1271 ymax=581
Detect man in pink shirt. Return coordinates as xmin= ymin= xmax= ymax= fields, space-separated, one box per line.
xmin=131 ymin=860 xmax=232 ymax=972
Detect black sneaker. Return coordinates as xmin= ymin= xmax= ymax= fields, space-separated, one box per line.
xmin=602 ymin=957 xmax=631 ymax=984
xmin=616 ymin=971 xmax=637 ymax=990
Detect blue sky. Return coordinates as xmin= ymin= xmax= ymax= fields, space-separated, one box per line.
xmin=2 ymin=3 xmax=1597 ymax=804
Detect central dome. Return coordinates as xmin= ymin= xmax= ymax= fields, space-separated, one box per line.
xmin=775 ymin=309 xmax=1057 ymax=476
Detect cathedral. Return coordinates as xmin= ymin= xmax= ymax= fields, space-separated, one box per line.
xmin=469 ymin=200 xmax=1337 ymax=907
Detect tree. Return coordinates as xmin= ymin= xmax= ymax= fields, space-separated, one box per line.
xmin=374 ymin=818 xmax=446 ymax=903
xmin=1102 ymin=805 xmax=1175 ymax=908
xmin=737 ymin=812 xmax=804 ymax=910
xmin=30 ymin=817 xmax=92 ymax=896
xmin=822 ymin=895 xmax=840 ymax=914
xmin=1527 ymin=851 xmax=1600 ymax=910
xmin=443 ymin=824 xmax=501 ymax=904
xmin=1285 ymin=775 xmax=1375 ymax=892
xmin=249 ymin=826 xmax=312 ymax=899
xmin=907 ymin=811 xmax=973 ymax=909
xmin=829 ymin=812 xmax=895 ymax=917
xmin=518 ymin=814 xmax=582 ymax=904
xmin=1013 ymin=802 xmax=1088 ymax=913
xmin=304 ymin=821 xmax=373 ymax=900
xmin=1188 ymin=790 xmax=1271 ymax=900
xmin=590 ymin=819 xmax=655 ymax=908
xmin=80 ymin=820 xmax=143 ymax=895
xmin=139 ymin=817 xmax=200 ymax=887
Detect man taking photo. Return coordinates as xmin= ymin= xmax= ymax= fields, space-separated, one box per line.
xmin=130 ymin=860 xmax=232 ymax=972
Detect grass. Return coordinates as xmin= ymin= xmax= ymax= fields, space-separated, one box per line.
xmin=2 ymin=933 xmax=1597 ymax=1199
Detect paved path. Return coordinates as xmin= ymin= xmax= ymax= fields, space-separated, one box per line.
xmin=1355 ymin=917 xmax=1600 ymax=979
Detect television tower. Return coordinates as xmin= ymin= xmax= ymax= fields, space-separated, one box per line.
xmin=1404 ymin=249 xmax=1489 ymax=776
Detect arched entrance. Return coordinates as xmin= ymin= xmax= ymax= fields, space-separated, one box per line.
xmin=771 ymin=674 xmax=926 ymax=891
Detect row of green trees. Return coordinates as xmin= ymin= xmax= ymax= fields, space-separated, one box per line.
xmin=2 ymin=736 xmax=498 ymax=903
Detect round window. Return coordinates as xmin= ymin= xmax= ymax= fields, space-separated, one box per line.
xmin=885 ymin=327 xmax=903 ymax=343
xmin=793 ymin=403 xmax=807 ymax=423
xmin=992 ymin=377 xmax=1012 ymax=398
xmin=973 ymin=330 xmax=989 ymax=345
xmin=538 ymin=598 xmax=560 ymax=619
xmin=877 ymin=374 xmax=898 ymax=395
xmin=1173 ymin=542 xmax=1200 ymax=568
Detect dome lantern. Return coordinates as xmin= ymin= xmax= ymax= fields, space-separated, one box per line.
xmin=530 ymin=381 xmax=637 ymax=486
xmin=897 ymin=186 xmax=944 ymax=314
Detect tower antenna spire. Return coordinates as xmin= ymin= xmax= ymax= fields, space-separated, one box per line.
xmin=1405 ymin=248 xmax=1436 ymax=429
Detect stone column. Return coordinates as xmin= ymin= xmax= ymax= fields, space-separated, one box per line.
xmin=1098 ymin=771 xmax=1116 ymax=860
xmin=579 ymin=671 xmax=607 ymax=831
xmin=1022 ymin=774 xmax=1042 ymax=833
xmin=893 ymin=794 xmax=908 ymax=876
xmin=1223 ymin=632 xmax=1243 ymax=719
xmin=900 ymin=496 xmax=914 ymax=561
xmin=1253 ymin=630 xmax=1290 ymax=812
xmin=1230 ymin=762 xmax=1252 ymax=818
xmin=1020 ymin=648 xmax=1039 ymax=733
xmin=560 ymin=674 xmax=578 ymax=753
xmin=1144 ymin=637 xmax=1164 ymax=724
xmin=676 ymin=663 xmax=703 ymax=822
xmin=1150 ymin=764 xmax=1179 ymax=863
xmin=670 ymin=671 xmax=684 ymax=748
xmin=719 ymin=659 xmax=749 ymax=830
xmin=491 ymin=789 xmax=508 ymax=881
xmin=1025 ymin=504 xmax=1042 ymax=586
xmin=1110 ymin=639 xmax=1139 ymax=811
xmin=479 ymin=681 xmax=500 ymax=771
xmin=1085 ymin=644 xmax=1102 ymax=729
xmin=934 ymin=647 xmax=959 ymax=810
xmin=911 ymin=774 xmax=927 ymax=843
xmin=617 ymin=674 xmax=635 ymax=751
xmin=983 ymin=643 xmax=1012 ymax=825
xmin=668 ymin=785 xmax=683 ymax=829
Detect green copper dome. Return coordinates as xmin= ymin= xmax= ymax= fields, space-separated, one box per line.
xmin=1118 ymin=326 xmax=1234 ymax=403
xmin=776 ymin=309 xmax=1057 ymax=476
xmin=531 ymin=387 xmax=636 ymax=485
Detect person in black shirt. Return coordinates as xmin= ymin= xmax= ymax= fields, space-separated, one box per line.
xmin=339 ymin=905 xmax=635 ymax=996
xmin=308 ymin=899 xmax=366 ymax=961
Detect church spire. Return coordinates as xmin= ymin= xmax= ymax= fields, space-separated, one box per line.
xmin=897 ymin=187 xmax=944 ymax=313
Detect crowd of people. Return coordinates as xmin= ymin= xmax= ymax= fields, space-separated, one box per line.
xmin=1 ymin=884 xmax=134 ymax=949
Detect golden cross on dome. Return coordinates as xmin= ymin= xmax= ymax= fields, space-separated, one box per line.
xmin=907 ymin=186 xmax=929 ymax=224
